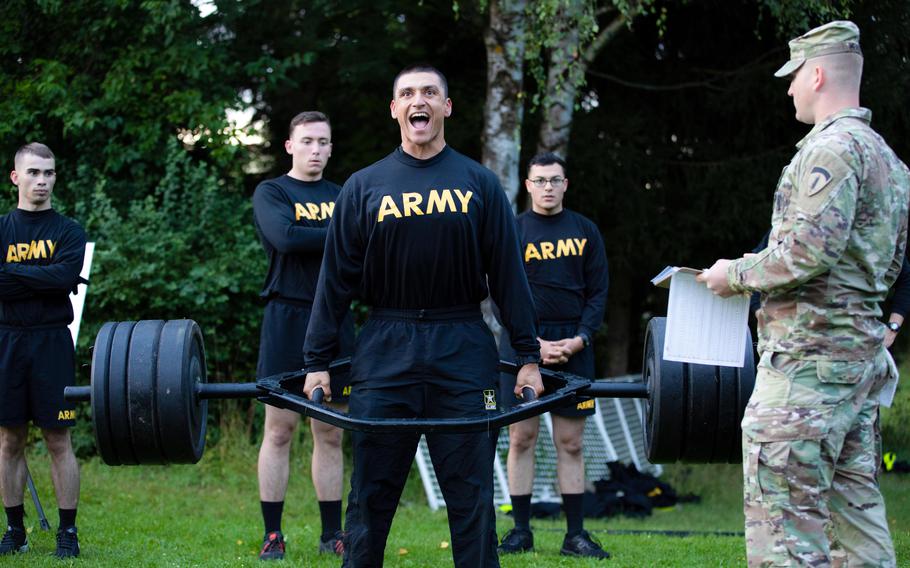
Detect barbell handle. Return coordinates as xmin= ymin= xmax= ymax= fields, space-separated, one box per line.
xmin=63 ymin=385 xmax=91 ymax=403
xmin=311 ymin=386 xmax=325 ymax=404
xmin=521 ymin=386 xmax=537 ymax=402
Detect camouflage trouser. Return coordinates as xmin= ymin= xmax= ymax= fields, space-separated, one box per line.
xmin=741 ymin=349 xmax=896 ymax=567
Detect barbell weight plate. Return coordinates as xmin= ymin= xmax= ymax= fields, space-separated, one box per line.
xmin=108 ymin=321 xmax=139 ymax=465
xmin=680 ymin=363 xmax=720 ymax=462
xmin=716 ymin=334 xmax=756 ymax=463
xmin=156 ymin=320 xmax=208 ymax=464
xmin=90 ymin=322 xmax=118 ymax=465
xmin=126 ymin=320 xmax=166 ymax=464
xmin=643 ymin=317 xmax=683 ymax=463
xmin=644 ymin=317 xmax=757 ymax=464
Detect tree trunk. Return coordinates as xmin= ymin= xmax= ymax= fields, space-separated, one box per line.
xmin=482 ymin=0 xmax=527 ymax=342
xmin=537 ymin=9 xmax=629 ymax=158
xmin=482 ymin=0 xmax=527 ymax=209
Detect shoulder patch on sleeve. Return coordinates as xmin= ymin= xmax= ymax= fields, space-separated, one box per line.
xmin=795 ymin=145 xmax=855 ymax=215
xmin=806 ymin=166 xmax=832 ymax=196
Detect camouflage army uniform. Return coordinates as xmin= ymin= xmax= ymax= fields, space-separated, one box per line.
xmin=727 ymin=104 xmax=909 ymax=567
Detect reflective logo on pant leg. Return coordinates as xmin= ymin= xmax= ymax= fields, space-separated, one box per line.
xmin=483 ymin=390 xmax=497 ymax=410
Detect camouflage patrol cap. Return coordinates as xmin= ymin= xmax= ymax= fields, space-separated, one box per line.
xmin=774 ymin=20 xmax=862 ymax=78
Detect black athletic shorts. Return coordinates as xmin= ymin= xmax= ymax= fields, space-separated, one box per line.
xmin=0 ymin=326 xmax=76 ymax=429
xmin=257 ymin=298 xmax=355 ymax=402
xmin=500 ymin=320 xmax=596 ymax=417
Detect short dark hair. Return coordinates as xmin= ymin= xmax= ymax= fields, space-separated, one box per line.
xmin=527 ymin=152 xmax=567 ymax=177
xmin=15 ymin=142 xmax=55 ymax=165
xmin=392 ymin=64 xmax=448 ymax=98
xmin=288 ymin=111 xmax=331 ymax=139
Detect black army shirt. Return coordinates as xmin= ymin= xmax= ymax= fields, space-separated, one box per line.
xmin=517 ymin=209 xmax=608 ymax=339
xmin=305 ymin=146 xmax=539 ymax=370
xmin=252 ymin=175 xmax=341 ymax=304
xmin=0 ymin=208 xmax=86 ymax=327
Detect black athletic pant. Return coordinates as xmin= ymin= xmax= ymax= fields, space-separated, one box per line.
xmin=343 ymin=307 xmax=500 ymax=568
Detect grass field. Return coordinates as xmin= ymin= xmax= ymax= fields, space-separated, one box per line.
xmin=4 ymin=427 xmax=910 ymax=567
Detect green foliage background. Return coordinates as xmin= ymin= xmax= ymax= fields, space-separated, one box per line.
xmin=2 ymin=0 xmax=909 ymax=456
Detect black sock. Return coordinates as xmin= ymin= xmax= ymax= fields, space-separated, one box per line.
xmin=510 ymin=494 xmax=532 ymax=531
xmin=318 ymin=500 xmax=342 ymax=539
xmin=58 ymin=508 xmax=77 ymax=529
xmin=261 ymin=501 xmax=284 ymax=535
xmin=562 ymin=493 xmax=584 ymax=537
xmin=4 ymin=505 xmax=24 ymax=530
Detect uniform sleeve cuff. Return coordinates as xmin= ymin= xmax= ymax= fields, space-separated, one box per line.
xmin=514 ymin=354 xmax=542 ymax=366
xmin=305 ymin=362 xmax=330 ymax=373
xmin=726 ymin=259 xmax=748 ymax=294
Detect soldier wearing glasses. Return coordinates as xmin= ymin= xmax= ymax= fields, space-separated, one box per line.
xmin=498 ymin=152 xmax=609 ymax=559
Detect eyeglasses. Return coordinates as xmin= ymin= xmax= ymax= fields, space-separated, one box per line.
xmin=529 ymin=177 xmax=566 ymax=189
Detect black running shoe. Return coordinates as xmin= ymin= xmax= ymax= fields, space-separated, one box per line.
xmin=259 ymin=530 xmax=285 ymax=561
xmin=560 ymin=530 xmax=610 ymax=559
xmin=498 ymin=527 xmax=533 ymax=554
xmin=318 ymin=530 xmax=344 ymax=556
xmin=0 ymin=525 xmax=27 ymax=555
xmin=55 ymin=526 xmax=80 ymax=559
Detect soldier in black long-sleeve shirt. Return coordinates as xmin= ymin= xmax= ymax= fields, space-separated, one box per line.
xmin=884 ymin=256 xmax=910 ymax=347
xmin=302 ymin=65 xmax=543 ymax=568
xmin=0 ymin=143 xmax=86 ymax=558
xmin=253 ymin=112 xmax=354 ymax=561
xmin=498 ymin=153 xmax=610 ymax=559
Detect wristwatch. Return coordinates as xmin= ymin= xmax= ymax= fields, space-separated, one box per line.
xmin=577 ymin=332 xmax=591 ymax=349
xmin=888 ymin=321 xmax=901 ymax=332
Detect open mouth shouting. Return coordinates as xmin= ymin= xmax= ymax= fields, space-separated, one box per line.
xmin=409 ymin=112 xmax=430 ymax=131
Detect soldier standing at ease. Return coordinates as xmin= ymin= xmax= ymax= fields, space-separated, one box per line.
xmin=699 ymin=21 xmax=909 ymax=567
xmin=253 ymin=111 xmax=354 ymax=560
xmin=498 ymin=152 xmax=610 ymax=560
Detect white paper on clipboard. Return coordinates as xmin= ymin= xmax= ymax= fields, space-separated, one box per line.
xmin=652 ymin=266 xmax=750 ymax=368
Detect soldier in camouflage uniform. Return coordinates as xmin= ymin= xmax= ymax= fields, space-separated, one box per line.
xmin=698 ymin=21 xmax=909 ymax=567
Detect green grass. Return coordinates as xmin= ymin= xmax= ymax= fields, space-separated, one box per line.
xmin=5 ymin=435 xmax=910 ymax=567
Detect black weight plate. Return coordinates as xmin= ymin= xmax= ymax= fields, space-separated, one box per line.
xmin=108 ymin=321 xmax=138 ymax=465
xmin=126 ymin=320 xmax=166 ymax=464
xmin=643 ymin=317 xmax=684 ymax=463
xmin=156 ymin=320 xmax=208 ymax=464
xmin=719 ymin=331 xmax=757 ymax=463
xmin=90 ymin=322 xmax=118 ymax=465
xmin=680 ymin=363 xmax=719 ymax=463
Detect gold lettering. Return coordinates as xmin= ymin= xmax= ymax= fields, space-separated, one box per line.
xmin=453 ymin=189 xmax=473 ymax=213
xmin=402 ymin=192 xmax=424 ymax=217
xmin=576 ymin=399 xmax=595 ymax=410
xmin=573 ymin=238 xmax=587 ymax=255
xmin=541 ymin=241 xmax=555 ymax=260
xmin=46 ymin=240 xmax=56 ymax=257
xmin=524 ymin=243 xmax=542 ymax=262
xmin=7 ymin=245 xmax=18 ymax=263
xmin=28 ymin=240 xmax=47 ymax=260
xmin=377 ymin=195 xmax=402 ymax=223
xmin=320 ymin=201 xmax=335 ymax=219
xmin=295 ymin=203 xmax=309 ymax=221
xmin=306 ymin=202 xmax=321 ymax=220
xmin=556 ymin=239 xmax=576 ymax=257
xmin=17 ymin=243 xmax=29 ymax=260
xmin=343 ymin=385 xmax=352 ymax=396
xmin=426 ymin=189 xmax=456 ymax=214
